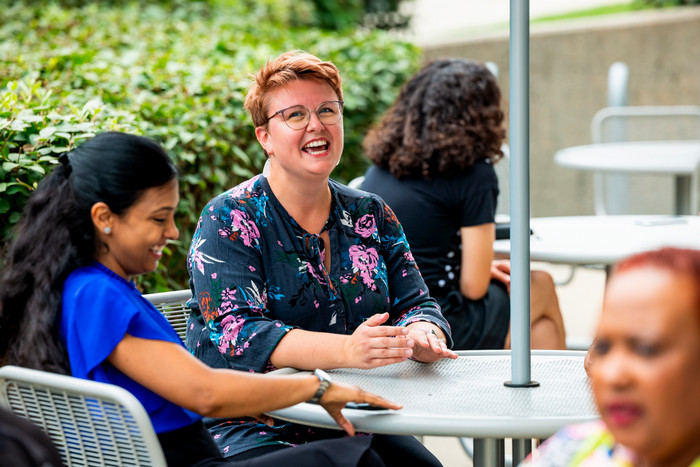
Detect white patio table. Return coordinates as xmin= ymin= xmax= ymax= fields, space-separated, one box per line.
xmin=554 ymin=140 xmax=700 ymax=215
xmin=493 ymin=215 xmax=700 ymax=266
xmin=268 ymin=350 xmax=596 ymax=467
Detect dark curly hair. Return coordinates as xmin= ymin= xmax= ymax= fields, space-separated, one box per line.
xmin=363 ymin=58 xmax=505 ymax=179
xmin=0 ymin=132 xmax=178 ymax=374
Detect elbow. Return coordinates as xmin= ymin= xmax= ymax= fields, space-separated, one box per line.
xmin=459 ymin=281 xmax=489 ymax=301
xmin=190 ymin=386 xmax=224 ymax=418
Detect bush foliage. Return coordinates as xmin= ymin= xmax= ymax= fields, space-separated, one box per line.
xmin=0 ymin=0 xmax=421 ymax=291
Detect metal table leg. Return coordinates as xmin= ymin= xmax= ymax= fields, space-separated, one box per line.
xmin=473 ymin=438 xmax=505 ymax=467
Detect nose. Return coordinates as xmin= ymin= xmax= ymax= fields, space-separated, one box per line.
xmin=594 ymin=348 xmax=632 ymax=389
xmin=166 ymin=218 xmax=180 ymax=240
xmin=306 ymin=110 xmax=325 ymax=131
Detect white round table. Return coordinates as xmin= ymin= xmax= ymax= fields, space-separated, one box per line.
xmin=554 ymin=141 xmax=700 ymax=215
xmin=494 ymin=215 xmax=700 ymax=266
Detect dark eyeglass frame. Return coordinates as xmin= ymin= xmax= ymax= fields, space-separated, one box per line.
xmin=264 ymin=100 xmax=344 ymax=130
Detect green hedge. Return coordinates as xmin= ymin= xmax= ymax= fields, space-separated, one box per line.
xmin=0 ymin=1 xmax=421 ymax=291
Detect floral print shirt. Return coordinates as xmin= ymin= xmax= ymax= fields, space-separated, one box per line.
xmin=521 ymin=420 xmax=700 ymax=467
xmin=186 ymin=175 xmax=451 ymax=456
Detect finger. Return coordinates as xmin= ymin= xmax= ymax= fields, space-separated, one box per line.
xmin=330 ymin=410 xmax=355 ymax=436
xmin=368 ymin=336 xmax=414 ymax=349
xmin=364 ymin=355 xmax=412 ymax=368
xmin=365 ymin=325 xmax=410 ymax=338
xmin=362 ymin=313 xmax=390 ymax=327
xmin=362 ymin=395 xmax=402 ymax=411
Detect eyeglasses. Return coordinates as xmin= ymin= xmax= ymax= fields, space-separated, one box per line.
xmin=265 ymin=101 xmax=344 ymax=130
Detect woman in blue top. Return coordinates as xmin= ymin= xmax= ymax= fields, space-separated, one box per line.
xmin=0 ymin=132 xmax=405 ymax=467
xmin=186 ymin=50 xmax=456 ymax=464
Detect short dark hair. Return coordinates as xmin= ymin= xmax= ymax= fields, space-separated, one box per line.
xmin=363 ymin=58 xmax=505 ymax=179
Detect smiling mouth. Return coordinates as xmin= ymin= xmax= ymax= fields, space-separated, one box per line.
xmin=303 ymin=139 xmax=329 ymax=156
xmin=605 ymin=403 xmax=642 ymax=427
xmin=150 ymin=246 xmax=165 ymax=258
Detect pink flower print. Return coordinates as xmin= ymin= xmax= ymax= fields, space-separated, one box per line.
xmin=219 ymin=301 xmax=234 ymax=316
xmin=354 ymin=214 xmax=376 ymax=238
xmin=348 ymin=245 xmax=379 ymax=289
xmin=403 ymin=251 xmax=415 ymax=263
xmin=278 ymin=240 xmax=283 ymax=247
xmin=214 ymin=434 xmax=221 ymax=439
xmin=230 ymin=209 xmax=260 ymax=247
xmin=314 ymin=300 xmax=319 ymax=308
xmin=402 ymin=270 xmax=407 ymax=277
xmin=211 ymin=273 xmax=217 ymax=279
xmin=223 ymin=446 xmax=229 ymax=454
xmin=221 ymin=288 xmax=236 ymax=301
xmin=209 ymin=206 xmax=214 ymax=212
xmin=355 ymin=296 xmax=361 ymax=303
xmin=218 ymin=313 xmax=245 ymax=353
xmin=249 ymin=265 xmax=256 ymax=272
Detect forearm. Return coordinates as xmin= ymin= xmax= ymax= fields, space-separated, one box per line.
xmin=269 ymin=329 xmax=350 ymax=370
xmin=200 ymin=370 xmax=320 ymax=418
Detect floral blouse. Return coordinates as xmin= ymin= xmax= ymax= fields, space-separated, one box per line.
xmin=186 ymin=175 xmax=451 ymax=456
xmin=521 ymin=420 xmax=700 ymax=467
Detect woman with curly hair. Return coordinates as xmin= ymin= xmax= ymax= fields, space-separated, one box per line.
xmin=361 ymin=58 xmax=566 ymax=351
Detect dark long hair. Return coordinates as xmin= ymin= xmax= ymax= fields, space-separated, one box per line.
xmin=363 ymin=58 xmax=505 ymax=179
xmin=0 ymin=132 xmax=178 ymax=373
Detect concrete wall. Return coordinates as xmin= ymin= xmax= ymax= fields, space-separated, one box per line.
xmin=422 ymin=6 xmax=700 ymax=216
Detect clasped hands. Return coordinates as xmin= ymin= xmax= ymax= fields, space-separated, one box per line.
xmin=343 ymin=312 xmax=458 ymax=369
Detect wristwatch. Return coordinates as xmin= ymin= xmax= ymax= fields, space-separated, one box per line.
xmin=309 ymin=369 xmax=332 ymax=404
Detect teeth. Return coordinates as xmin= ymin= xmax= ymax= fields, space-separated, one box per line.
xmin=304 ymin=140 xmax=328 ymax=149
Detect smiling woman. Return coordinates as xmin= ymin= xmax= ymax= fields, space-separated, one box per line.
xmin=0 ymin=132 xmax=408 ymax=467
xmin=522 ymin=247 xmax=700 ymax=467
xmin=185 ymin=50 xmax=457 ymax=465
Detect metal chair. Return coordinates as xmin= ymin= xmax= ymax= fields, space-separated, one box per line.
xmin=590 ymin=105 xmax=700 ymax=215
xmin=0 ymin=365 xmax=167 ymax=467
xmin=144 ymin=289 xmax=192 ymax=341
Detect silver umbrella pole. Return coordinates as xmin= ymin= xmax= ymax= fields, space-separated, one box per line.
xmin=506 ymin=0 xmax=538 ymax=388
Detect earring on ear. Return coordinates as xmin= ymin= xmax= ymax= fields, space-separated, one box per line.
xmin=104 ymin=227 xmax=112 ymax=235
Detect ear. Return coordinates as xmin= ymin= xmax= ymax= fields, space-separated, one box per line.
xmin=255 ymin=126 xmax=274 ymax=156
xmin=91 ymin=202 xmax=115 ymax=235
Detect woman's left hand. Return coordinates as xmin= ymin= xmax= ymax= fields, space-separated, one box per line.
xmin=405 ymin=323 xmax=458 ymax=362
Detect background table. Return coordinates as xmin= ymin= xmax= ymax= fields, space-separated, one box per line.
xmin=268 ymin=350 xmax=597 ymax=467
xmin=494 ymin=215 xmax=700 ymax=266
xmin=554 ymin=140 xmax=700 ymax=215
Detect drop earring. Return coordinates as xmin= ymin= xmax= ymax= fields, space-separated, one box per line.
xmin=104 ymin=227 xmax=112 ymax=235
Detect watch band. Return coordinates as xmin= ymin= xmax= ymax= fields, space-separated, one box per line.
xmin=309 ymin=369 xmax=331 ymax=404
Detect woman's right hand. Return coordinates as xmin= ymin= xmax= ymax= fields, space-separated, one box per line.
xmin=343 ymin=313 xmax=415 ymax=369
xmin=319 ymin=381 xmax=402 ymax=436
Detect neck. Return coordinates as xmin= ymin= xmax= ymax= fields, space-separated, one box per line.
xmin=267 ymin=170 xmax=331 ymax=234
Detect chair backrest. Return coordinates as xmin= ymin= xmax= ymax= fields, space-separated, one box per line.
xmin=589 ymin=105 xmax=700 ymax=215
xmin=0 ymin=365 xmax=167 ymax=467
xmin=592 ymin=105 xmax=700 ymax=144
xmin=144 ymin=289 xmax=192 ymax=341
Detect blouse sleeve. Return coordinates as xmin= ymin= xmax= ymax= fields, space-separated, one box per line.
xmin=375 ymin=200 xmax=454 ymax=348
xmin=188 ymin=196 xmax=292 ymax=373
xmin=62 ymin=274 xmax=177 ymax=380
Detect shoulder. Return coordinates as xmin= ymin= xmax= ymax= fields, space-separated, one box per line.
xmin=205 ymin=175 xmax=265 ymax=210
xmin=64 ymin=264 xmax=132 ymax=298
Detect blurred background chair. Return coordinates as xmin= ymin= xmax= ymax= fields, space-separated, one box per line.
xmin=0 ymin=365 xmax=167 ymax=467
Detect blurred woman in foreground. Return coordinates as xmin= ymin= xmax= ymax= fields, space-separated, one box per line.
xmin=522 ymin=247 xmax=700 ymax=467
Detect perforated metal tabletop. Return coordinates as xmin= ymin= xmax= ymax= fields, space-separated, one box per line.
xmin=269 ymin=350 xmax=598 ymax=439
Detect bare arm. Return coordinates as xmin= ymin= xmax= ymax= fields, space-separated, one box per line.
xmin=108 ymin=334 xmax=401 ymax=435
xmin=459 ymin=223 xmax=496 ymax=300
